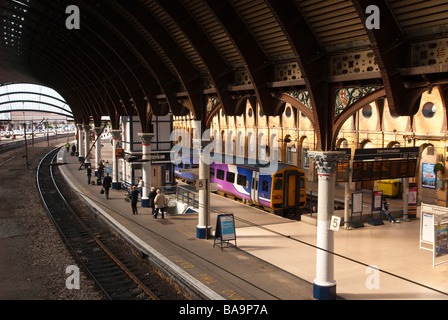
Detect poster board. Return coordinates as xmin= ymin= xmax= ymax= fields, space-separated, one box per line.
xmin=349 ymin=192 xmax=364 ymax=228
xmin=408 ymin=184 xmax=418 ymax=219
xmin=420 ymin=203 xmax=448 ymax=267
xmin=369 ymin=191 xmax=384 ymax=226
xmin=214 ymin=214 xmax=237 ymax=250
xmin=422 ymin=163 xmax=436 ymax=189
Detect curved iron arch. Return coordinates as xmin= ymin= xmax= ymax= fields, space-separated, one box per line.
xmin=0 ymin=101 xmax=73 ymax=118
xmin=332 ymin=87 xmax=387 ymax=148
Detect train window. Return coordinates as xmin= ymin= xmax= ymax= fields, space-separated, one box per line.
xmin=210 ymin=168 xmax=215 ymax=178
xmin=274 ymin=178 xmax=283 ymax=190
xmin=217 ymin=169 xmax=225 ymax=180
xmin=300 ymin=178 xmax=305 ymax=188
xmin=237 ymin=174 xmax=247 ymax=186
xmin=226 ymin=172 xmax=235 ymax=183
xmin=262 ymin=180 xmax=269 ymax=192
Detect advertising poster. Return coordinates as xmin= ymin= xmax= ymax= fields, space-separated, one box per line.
xmin=422 ymin=163 xmax=436 ymax=189
xmin=373 ymin=191 xmax=383 ymax=211
xmin=436 ymin=224 xmax=448 ymax=257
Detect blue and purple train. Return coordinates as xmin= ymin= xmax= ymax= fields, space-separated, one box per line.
xmin=174 ymin=150 xmax=306 ymax=218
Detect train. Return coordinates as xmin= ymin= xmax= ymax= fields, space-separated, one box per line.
xmin=173 ymin=149 xmax=307 ymax=219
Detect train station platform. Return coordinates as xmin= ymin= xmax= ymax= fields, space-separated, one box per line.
xmin=57 ymin=140 xmax=448 ymax=300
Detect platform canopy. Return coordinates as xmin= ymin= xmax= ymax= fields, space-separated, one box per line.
xmin=1 ymin=0 xmax=448 ymax=150
xmin=0 ymin=83 xmax=74 ymax=119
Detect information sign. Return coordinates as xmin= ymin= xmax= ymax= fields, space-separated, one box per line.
xmin=419 ymin=203 xmax=448 ymax=267
xmin=336 ymin=161 xmax=350 ymax=183
xmin=115 ymin=148 xmax=124 ymax=159
xmin=330 ymin=216 xmax=341 ymax=232
xmin=214 ymin=214 xmax=237 ymax=250
xmin=351 ymin=147 xmax=419 ymax=183
xmin=352 ymin=162 xmax=363 ymax=182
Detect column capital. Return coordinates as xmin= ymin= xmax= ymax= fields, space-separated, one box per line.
xmin=93 ymin=127 xmax=102 ymax=134
xmin=309 ymin=151 xmax=346 ymax=175
xmin=137 ymin=132 xmax=155 ymax=144
xmin=110 ymin=129 xmax=121 ymax=140
xmin=83 ymin=124 xmax=91 ymax=131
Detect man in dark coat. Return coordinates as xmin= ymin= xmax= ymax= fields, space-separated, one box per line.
xmin=130 ymin=185 xmax=139 ymax=215
xmin=102 ymin=173 xmax=112 ymax=199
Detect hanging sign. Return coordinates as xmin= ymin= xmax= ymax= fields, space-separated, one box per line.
xmin=115 ymin=148 xmax=124 ymax=159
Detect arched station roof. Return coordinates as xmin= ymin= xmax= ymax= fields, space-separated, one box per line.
xmin=0 ymin=83 xmax=74 ymax=118
xmin=1 ymin=0 xmax=448 ymax=150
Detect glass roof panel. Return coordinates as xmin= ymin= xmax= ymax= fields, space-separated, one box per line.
xmin=0 ymin=83 xmax=73 ymax=117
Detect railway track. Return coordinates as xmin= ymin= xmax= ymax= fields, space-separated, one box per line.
xmin=36 ymin=148 xmax=165 ymax=300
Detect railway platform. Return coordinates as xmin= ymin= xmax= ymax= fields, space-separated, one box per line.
xmin=57 ymin=140 xmax=448 ymax=300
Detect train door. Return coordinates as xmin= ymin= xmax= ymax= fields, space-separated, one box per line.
xmin=251 ymin=171 xmax=260 ymax=205
xmin=284 ymin=170 xmax=301 ymax=217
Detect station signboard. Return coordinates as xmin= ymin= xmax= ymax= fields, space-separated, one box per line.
xmin=351 ymin=147 xmax=419 ymax=182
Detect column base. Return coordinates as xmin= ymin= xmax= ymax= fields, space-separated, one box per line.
xmin=112 ymin=182 xmax=122 ymax=190
xmin=313 ymin=282 xmax=337 ymax=300
xmin=141 ymin=198 xmax=149 ymax=208
xmin=196 ymin=226 xmax=212 ymax=239
xmin=78 ymin=156 xmax=84 ymax=163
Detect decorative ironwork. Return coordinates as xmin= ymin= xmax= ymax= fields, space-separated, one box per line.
xmin=206 ymin=97 xmax=220 ymax=116
xmin=287 ymin=91 xmax=312 ymax=111
xmin=334 ymin=86 xmax=380 ymax=117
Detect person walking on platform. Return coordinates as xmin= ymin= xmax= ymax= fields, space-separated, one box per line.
xmin=381 ymin=198 xmax=400 ymax=223
xmin=102 ymin=173 xmax=112 ymax=199
xmin=148 ymin=187 xmax=157 ymax=216
xmin=130 ymin=185 xmax=140 ymax=215
xmin=154 ymin=189 xmax=166 ymax=219
xmin=86 ymin=166 xmax=92 ymax=185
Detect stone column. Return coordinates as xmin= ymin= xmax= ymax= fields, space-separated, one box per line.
xmin=138 ymin=133 xmax=155 ymax=207
xmin=94 ymin=127 xmax=102 ymax=177
xmin=110 ymin=129 xmax=121 ymax=190
xmin=194 ymin=139 xmax=212 ymax=239
xmin=77 ymin=124 xmax=84 ymax=162
xmin=309 ymin=151 xmax=345 ymax=300
xmin=83 ymin=125 xmax=91 ymax=169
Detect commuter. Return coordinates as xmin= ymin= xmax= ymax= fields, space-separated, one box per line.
xmin=137 ymin=177 xmax=143 ymax=197
xmin=71 ymin=144 xmax=76 ymax=156
xmin=86 ymin=166 xmax=92 ymax=185
xmin=130 ymin=185 xmax=140 ymax=215
xmin=148 ymin=187 xmax=157 ymax=216
xmin=381 ymin=198 xmax=400 ymax=223
xmin=102 ymin=173 xmax=112 ymax=199
xmin=98 ymin=160 xmax=105 ymax=180
xmin=65 ymin=142 xmax=70 ymax=152
xmin=154 ymin=189 xmax=166 ymax=219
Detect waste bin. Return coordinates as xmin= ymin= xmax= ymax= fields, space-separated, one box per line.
xmin=377 ymin=179 xmax=400 ymax=197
